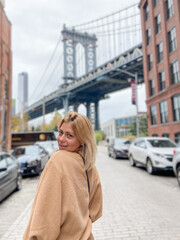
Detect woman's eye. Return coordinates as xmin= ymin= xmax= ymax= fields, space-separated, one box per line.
xmin=67 ymin=134 xmax=73 ymax=138
xmin=59 ymin=131 xmax=63 ymax=136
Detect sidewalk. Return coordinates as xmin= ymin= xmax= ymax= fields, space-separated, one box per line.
xmin=1 ymin=200 xmax=33 ymax=240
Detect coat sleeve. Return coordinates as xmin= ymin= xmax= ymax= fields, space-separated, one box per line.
xmin=23 ymin=161 xmax=62 ymax=240
xmin=89 ymin=168 xmax=103 ymax=223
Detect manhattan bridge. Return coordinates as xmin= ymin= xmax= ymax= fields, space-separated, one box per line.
xmin=25 ymin=3 xmax=144 ymax=130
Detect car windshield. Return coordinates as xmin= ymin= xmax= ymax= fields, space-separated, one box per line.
xmin=12 ymin=145 xmax=39 ymax=156
xmin=114 ymin=139 xmax=131 ymax=145
xmin=38 ymin=142 xmax=52 ymax=148
xmin=147 ymin=139 xmax=176 ymax=148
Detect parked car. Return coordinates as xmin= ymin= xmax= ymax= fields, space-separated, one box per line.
xmin=0 ymin=152 xmax=22 ymax=202
xmin=108 ymin=138 xmax=131 ymax=159
xmin=128 ymin=137 xmax=177 ymax=174
xmin=11 ymin=144 xmax=49 ymax=176
xmin=172 ymin=148 xmax=180 ymax=186
xmin=35 ymin=140 xmax=59 ymax=156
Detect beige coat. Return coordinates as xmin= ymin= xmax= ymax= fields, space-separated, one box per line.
xmin=23 ymin=150 xmax=102 ymax=240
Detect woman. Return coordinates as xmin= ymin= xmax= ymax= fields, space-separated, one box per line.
xmin=23 ymin=112 xmax=103 ymax=240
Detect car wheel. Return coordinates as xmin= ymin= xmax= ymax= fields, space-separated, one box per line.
xmin=176 ymin=166 xmax=180 ymax=186
xmin=112 ymin=151 xmax=117 ymax=159
xmin=16 ymin=174 xmax=22 ymax=191
xmin=129 ymin=155 xmax=136 ymax=167
xmin=146 ymin=158 xmax=154 ymax=175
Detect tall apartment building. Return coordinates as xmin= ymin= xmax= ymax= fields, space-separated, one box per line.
xmin=18 ymin=72 xmax=28 ymax=113
xmin=0 ymin=0 xmax=12 ymax=152
xmin=139 ymin=0 xmax=180 ymax=143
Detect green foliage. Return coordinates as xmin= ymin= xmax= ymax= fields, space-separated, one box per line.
xmin=95 ymin=130 xmax=104 ymax=144
xmin=129 ymin=116 xmax=148 ymax=137
xmin=42 ymin=111 xmax=62 ymax=131
xmin=11 ymin=113 xmax=29 ymax=132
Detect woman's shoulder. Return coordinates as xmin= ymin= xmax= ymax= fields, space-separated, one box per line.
xmin=48 ymin=150 xmax=82 ymax=172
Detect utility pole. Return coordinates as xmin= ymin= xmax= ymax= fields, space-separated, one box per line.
xmin=135 ymin=72 xmax=139 ymax=137
xmin=42 ymin=97 xmax=45 ymax=130
xmin=116 ymin=69 xmax=140 ymax=137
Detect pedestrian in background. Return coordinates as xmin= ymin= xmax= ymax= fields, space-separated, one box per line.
xmin=23 ymin=112 xmax=103 ymax=240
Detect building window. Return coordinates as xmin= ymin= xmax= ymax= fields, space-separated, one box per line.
xmin=154 ymin=0 xmax=159 ymax=8
xmin=162 ymin=133 xmax=169 ymax=138
xmin=5 ymin=81 xmax=8 ymax=100
xmin=172 ymin=94 xmax=180 ymax=122
xmin=168 ymin=27 xmax=177 ymax=53
xmin=170 ymin=60 xmax=180 ymax=84
xmin=159 ymin=100 xmax=168 ymax=124
xmin=174 ymin=132 xmax=180 ymax=144
xmin=146 ymin=27 xmax=151 ymax=45
xmin=166 ymin=0 xmax=174 ymax=20
xmin=149 ymin=79 xmax=154 ymax=96
xmin=157 ymin=41 xmax=163 ymax=63
xmin=155 ymin=13 xmax=161 ymax=34
xmin=144 ymin=2 xmax=149 ymax=21
xmin=159 ymin=70 xmax=165 ymax=91
xmin=152 ymin=134 xmax=158 ymax=137
xmin=148 ymin=53 xmax=153 ymax=71
xmin=150 ymin=104 xmax=157 ymax=125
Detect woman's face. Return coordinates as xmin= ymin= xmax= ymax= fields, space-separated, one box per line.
xmin=57 ymin=122 xmax=81 ymax=152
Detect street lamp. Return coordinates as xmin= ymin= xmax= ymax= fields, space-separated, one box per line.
xmin=116 ymin=69 xmax=140 ymax=137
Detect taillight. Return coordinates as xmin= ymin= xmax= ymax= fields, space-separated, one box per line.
xmin=173 ymin=149 xmax=176 ymax=155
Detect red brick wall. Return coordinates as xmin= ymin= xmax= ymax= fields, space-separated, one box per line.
xmin=0 ymin=6 xmax=12 ymax=152
xmin=139 ymin=0 xmax=180 ymax=142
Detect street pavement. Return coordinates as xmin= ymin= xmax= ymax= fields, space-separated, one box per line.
xmin=0 ymin=145 xmax=180 ymax=240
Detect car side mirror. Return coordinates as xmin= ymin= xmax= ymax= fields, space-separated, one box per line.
xmin=0 ymin=167 xmax=7 ymax=172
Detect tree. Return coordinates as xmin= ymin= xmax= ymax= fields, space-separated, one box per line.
xmin=42 ymin=111 xmax=62 ymax=131
xmin=129 ymin=116 xmax=148 ymax=137
xmin=11 ymin=113 xmax=29 ymax=132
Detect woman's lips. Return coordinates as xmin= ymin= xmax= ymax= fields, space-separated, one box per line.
xmin=59 ymin=144 xmax=67 ymax=149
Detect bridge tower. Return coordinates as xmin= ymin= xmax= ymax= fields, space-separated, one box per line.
xmin=62 ymin=24 xmax=97 ymax=83
xmin=61 ymin=25 xmax=99 ymax=129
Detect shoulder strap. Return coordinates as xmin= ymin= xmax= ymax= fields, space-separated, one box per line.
xmin=81 ymin=156 xmax=90 ymax=194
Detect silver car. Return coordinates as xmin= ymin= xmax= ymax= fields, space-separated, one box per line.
xmin=128 ymin=137 xmax=177 ymax=174
xmin=36 ymin=141 xmax=59 ymax=156
xmin=172 ymin=149 xmax=180 ymax=186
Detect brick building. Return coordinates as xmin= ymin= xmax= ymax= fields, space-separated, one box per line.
xmin=0 ymin=0 xmax=12 ymax=151
xmin=139 ymin=0 xmax=180 ymax=143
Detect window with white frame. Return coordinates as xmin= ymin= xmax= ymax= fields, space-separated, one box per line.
xmin=149 ymin=79 xmax=154 ymax=96
xmin=172 ymin=94 xmax=180 ymax=122
xmin=166 ymin=0 xmax=174 ymax=20
xmin=170 ymin=60 xmax=180 ymax=84
xmin=148 ymin=53 xmax=153 ymax=71
xmin=146 ymin=27 xmax=151 ymax=45
xmin=159 ymin=70 xmax=165 ymax=91
xmin=155 ymin=13 xmax=161 ymax=34
xmin=144 ymin=2 xmax=149 ymax=21
xmin=168 ymin=27 xmax=177 ymax=53
xmin=157 ymin=41 xmax=163 ymax=63
xmin=159 ymin=100 xmax=168 ymax=124
xmin=150 ymin=104 xmax=157 ymax=125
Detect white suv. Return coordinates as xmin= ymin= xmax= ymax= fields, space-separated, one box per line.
xmin=128 ymin=137 xmax=177 ymax=174
xmin=172 ymin=149 xmax=180 ymax=186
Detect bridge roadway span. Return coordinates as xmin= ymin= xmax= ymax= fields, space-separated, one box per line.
xmin=25 ymin=43 xmax=143 ymax=129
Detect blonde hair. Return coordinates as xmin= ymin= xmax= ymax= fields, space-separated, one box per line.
xmin=58 ymin=112 xmax=97 ymax=170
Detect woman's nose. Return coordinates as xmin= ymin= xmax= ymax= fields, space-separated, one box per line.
xmin=59 ymin=134 xmax=65 ymax=141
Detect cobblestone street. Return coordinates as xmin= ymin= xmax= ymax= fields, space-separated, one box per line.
xmin=0 ymin=145 xmax=180 ymax=240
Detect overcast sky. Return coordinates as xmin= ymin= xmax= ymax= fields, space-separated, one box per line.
xmin=4 ymin=0 xmax=146 ymax=125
